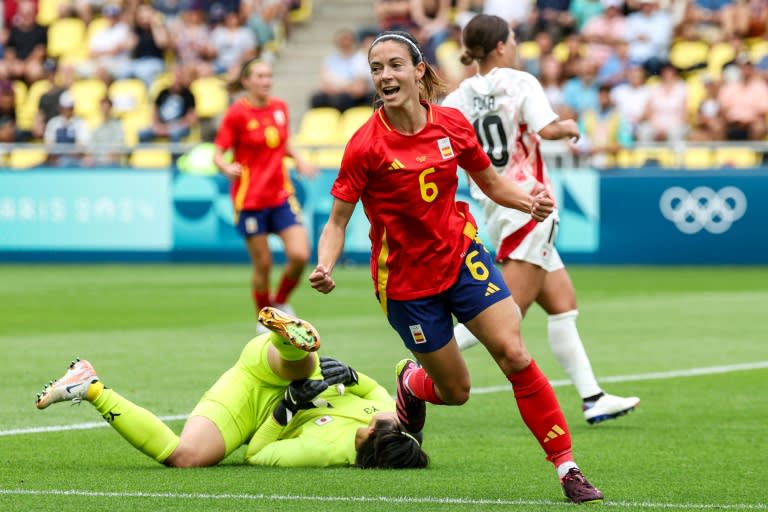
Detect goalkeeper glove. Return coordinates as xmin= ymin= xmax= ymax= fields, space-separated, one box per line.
xmin=273 ymin=378 xmax=329 ymax=426
xmin=320 ymin=356 xmax=359 ymax=387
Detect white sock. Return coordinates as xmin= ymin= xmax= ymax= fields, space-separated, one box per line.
xmin=454 ymin=322 xmax=480 ymax=351
xmin=557 ymin=461 xmax=579 ymax=479
xmin=547 ymin=310 xmax=602 ymax=399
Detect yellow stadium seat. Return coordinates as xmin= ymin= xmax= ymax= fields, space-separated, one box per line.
xmin=129 ymin=147 xmax=172 ymax=168
xmin=309 ymin=148 xmax=344 ymax=168
xmin=707 ymin=42 xmax=736 ymax=78
xmin=714 ymin=147 xmax=760 ymax=168
xmin=17 ymin=79 xmax=52 ymax=130
xmin=293 ymin=107 xmax=341 ymax=146
xmin=683 ymin=147 xmax=714 ymax=168
xmin=86 ymin=16 xmax=111 ymax=42
xmin=518 ymin=41 xmax=541 ymax=61
xmin=617 ymin=148 xmax=677 ymax=167
xmin=12 ymin=80 xmax=27 ymax=111
xmin=37 ymin=0 xmax=69 ymax=26
xmin=8 ymin=148 xmax=48 ymax=169
xmin=288 ymin=0 xmax=313 ymax=23
xmin=70 ymin=78 xmax=107 ymax=120
xmin=108 ymin=78 xmax=149 ymax=115
xmin=686 ymin=75 xmax=707 ymax=120
xmin=121 ymin=107 xmax=153 ymax=146
xmin=47 ymin=18 xmax=86 ymax=58
xmin=189 ymin=76 xmax=229 ymax=118
xmin=336 ymin=106 xmax=373 ymax=142
xmin=669 ymin=40 xmax=709 ymax=71
xmin=750 ymin=40 xmax=768 ymax=65
xmin=149 ymin=72 xmax=174 ymax=100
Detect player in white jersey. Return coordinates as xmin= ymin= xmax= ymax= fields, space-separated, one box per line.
xmin=442 ymin=14 xmax=639 ymax=425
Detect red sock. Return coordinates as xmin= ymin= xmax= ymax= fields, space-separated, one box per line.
xmin=507 ymin=360 xmax=573 ymax=467
xmin=252 ymin=289 xmax=271 ymax=311
xmin=406 ymin=367 xmax=445 ymax=405
xmin=273 ymin=276 xmax=299 ymax=305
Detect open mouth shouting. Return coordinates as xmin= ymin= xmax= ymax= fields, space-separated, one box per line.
xmin=381 ymin=85 xmax=401 ymax=99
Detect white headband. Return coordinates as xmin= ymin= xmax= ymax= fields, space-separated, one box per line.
xmin=371 ymin=34 xmax=423 ymax=62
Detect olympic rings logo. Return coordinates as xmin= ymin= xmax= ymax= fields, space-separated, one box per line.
xmin=659 ymin=186 xmax=747 ymax=234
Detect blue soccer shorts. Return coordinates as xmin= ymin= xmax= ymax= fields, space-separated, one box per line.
xmin=236 ymin=197 xmax=303 ymax=237
xmin=385 ymin=237 xmax=511 ymax=353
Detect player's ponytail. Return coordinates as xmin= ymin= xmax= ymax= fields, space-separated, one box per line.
xmin=460 ymin=14 xmax=510 ymax=65
xmin=227 ymin=57 xmax=264 ymax=93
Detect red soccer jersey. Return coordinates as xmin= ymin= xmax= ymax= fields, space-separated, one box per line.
xmin=215 ymin=97 xmax=293 ymax=211
xmin=332 ymin=102 xmax=492 ymax=301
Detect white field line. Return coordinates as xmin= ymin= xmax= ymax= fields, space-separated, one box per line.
xmin=2 ymin=361 xmax=767 ymax=438
xmin=0 ymin=489 xmax=765 ymax=509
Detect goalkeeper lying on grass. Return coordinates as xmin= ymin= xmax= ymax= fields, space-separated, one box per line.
xmin=35 ymin=307 xmax=428 ymax=469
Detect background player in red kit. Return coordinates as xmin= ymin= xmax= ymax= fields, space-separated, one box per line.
xmin=308 ymin=31 xmax=604 ymax=504
xmin=214 ymin=59 xmax=317 ymax=327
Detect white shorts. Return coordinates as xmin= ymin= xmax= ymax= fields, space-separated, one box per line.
xmin=502 ymin=214 xmax=564 ymax=272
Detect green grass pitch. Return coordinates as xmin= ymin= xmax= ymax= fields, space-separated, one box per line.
xmin=0 ymin=264 xmax=766 ymax=511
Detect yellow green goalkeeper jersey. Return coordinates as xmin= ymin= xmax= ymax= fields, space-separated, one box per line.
xmin=245 ymin=372 xmax=395 ymax=467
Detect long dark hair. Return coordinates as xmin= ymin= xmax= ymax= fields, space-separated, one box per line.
xmin=368 ymin=31 xmax=446 ymax=104
xmin=355 ymin=419 xmax=429 ymax=469
xmin=459 ymin=14 xmax=510 ymax=66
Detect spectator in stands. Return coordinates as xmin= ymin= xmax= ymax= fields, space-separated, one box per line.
xmin=570 ymin=0 xmax=607 ymax=32
xmin=83 ymin=97 xmax=125 ymax=166
xmin=718 ymin=53 xmax=768 ymax=140
xmin=571 ymin=83 xmax=633 ymax=168
xmin=210 ymin=8 xmax=258 ymax=80
xmin=581 ymin=0 xmax=626 ymax=68
xmin=310 ymin=29 xmax=373 ymax=112
xmin=611 ymin=63 xmax=651 ymax=137
xmin=624 ymin=0 xmax=673 ymax=76
xmin=596 ymin=39 xmax=633 ymax=86
xmin=129 ymin=3 xmax=170 ymax=88
xmin=243 ymin=0 xmax=293 ymax=55
xmin=138 ymin=65 xmax=197 ymax=144
xmin=452 ymin=0 xmax=484 ymax=28
xmin=539 ymin=54 xmax=574 ymax=119
xmin=562 ymin=58 xmax=601 ymax=117
xmin=153 ymin=0 xmax=192 ymax=24
xmin=1 ymin=0 xmax=47 ymax=84
xmin=558 ymin=33 xmax=587 ymax=79
xmin=374 ymin=0 xmax=415 ymax=31
xmin=409 ymin=0 xmax=452 ymax=65
xmin=682 ymin=0 xmax=741 ymax=41
xmin=529 ymin=0 xmax=576 ymax=42
xmin=636 ymin=62 xmax=688 ymax=143
xmin=169 ymin=6 xmax=215 ymax=77
xmin=81 ymin=3 xmax=133 ymax=82
xmin=44 ymin=90 xmax=91 ymax=167
xmin=688 ymin=73 xmax=725 ymax=141
xmin=0 ymin=79 xmax=18 ymax=143
xmin=32 ymin=60 xmax=76 ymax=140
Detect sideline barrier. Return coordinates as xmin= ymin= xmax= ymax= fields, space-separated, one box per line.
xmin=0 ymin=167 xmax=766 ymax=264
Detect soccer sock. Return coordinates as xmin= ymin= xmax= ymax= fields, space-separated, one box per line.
xmin=404 ymin=366 xmax=445 ymax=405
xmin=273 ymin=275 xmax=299 ymax=305
xmin=454 ymin=323 xmax=481 ymax=351
xmin=252 ymin=289 xmax=271 ymax=311
xmin=91 ymin=388 xmax=180 ymax=463
xmin=267 ymin=332 xmax=309 ymax=361
xmin=507 ymin=360 xmax=573 ymax=467
xmin=547 ymin=310 xmax=602 ymax=399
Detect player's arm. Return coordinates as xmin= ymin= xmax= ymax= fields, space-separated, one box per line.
xmin=246 ymin=434 xmax=339 ymax=467
xmin=309 ymin=198 xmax=355 ymax=294
xmin=469 ymin=167 xmax=554 ymax=222
xmin=538 ymin=119 xmax=580 ymax=141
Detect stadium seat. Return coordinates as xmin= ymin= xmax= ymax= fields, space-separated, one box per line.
xmin=129 ymin=147 xmax=172 ymax=168
xmin=37 ymin=0 xmax=69 ymax=26
xmin=616 ymin=148 xmax=677 ymax=168
xmin=714 ymin=147 xmax=760 ymax=168
xmin=707 ymin=42 xmax=736 ymax=78
xmin=149 ymin=72 xmax=174 ymax=100
xmin=12 ymin=80 xmax=27 ymax=112
xmin=308 ymin=148 xmax=344 ymax=168
xmin=293 ymin=107 xmax=342 ymax=146
xmin=288 ymin=0 xmax=313 ymax=23
xmin=750 ymin=39 xmax=768 ymax=65
xmin=108 ymin=78 xmax=149 ymax=115
xmin=8 ymin=148 xmax=48 ymax=169
xmin=683 ymin=147 xmax=714 ymax=168
xmin=189 ymin=76 xmax=229 ymax=118
xmin=70 ymin=78 xmax=107 ymax=120
xmin=517 ymin=41 xmax=541 ymax=61
xmin=17 ymin=79 xmax=52 ymax=130
xmin=121 ymin=107 xmax=153 ymax=147
xmin=86 ymin=16 xmax=111 ymax=42
xmin=47 ymin=18 xmax=86 ymax=59
xmin=669 ymin=40 xmax=709 ymax=72
xmin=686 ymin=74 xmax=707 ymax=121
xmin=337 ymin=106 xmax=373 ymax=142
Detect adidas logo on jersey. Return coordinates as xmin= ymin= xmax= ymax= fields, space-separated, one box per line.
xmin=485 ymin=282 xmax=500 ymax=296
xmin=388 ymin=159 xmax=404 ymax=170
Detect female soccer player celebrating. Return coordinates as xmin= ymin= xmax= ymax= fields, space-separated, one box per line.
xmin=214 ymin=59 xmax=317 ymax=325
xmin=443 ymin=14 xmax=639 ymax=425
xmin=308 ymin=31 xmax=603 ymax=503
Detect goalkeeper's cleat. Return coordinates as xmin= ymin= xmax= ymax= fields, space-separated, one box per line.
xmin=36 ymin=358 xmax=100 ymax=410
xmin=561 ymin=467 xmax=604 ymax=504
xmin=258 ymin=306 xmax=320 ymax=352
xmin=395 ymin=359 xmax=426 ymax=434
xmin=583 ymin=393 xmax=640 ymax=425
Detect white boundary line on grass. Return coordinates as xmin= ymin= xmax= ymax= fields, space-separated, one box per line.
xmin=0 ymin=489 xmax=765 ymax=509
xmin=2 ymin=360 xmax=767 ymax=438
